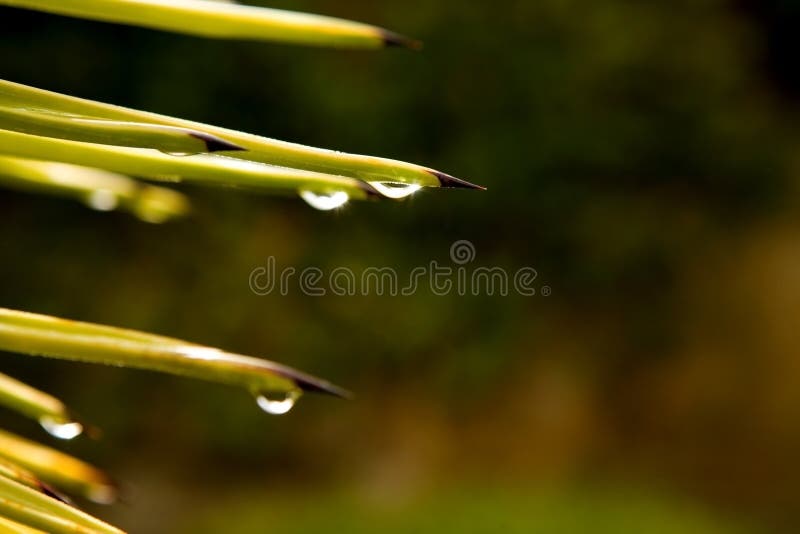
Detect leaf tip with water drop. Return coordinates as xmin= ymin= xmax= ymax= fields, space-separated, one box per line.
xmin=276 ymin=369 xmax=353 ymax=400
xmin=357 ymin=180 xmax=383 ymax=200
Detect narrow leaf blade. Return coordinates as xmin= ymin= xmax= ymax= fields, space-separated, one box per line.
xmin=0 ymin=156 xmax=190 ymax=223
xmin=0 ymin=0 xmax=418 ymax=49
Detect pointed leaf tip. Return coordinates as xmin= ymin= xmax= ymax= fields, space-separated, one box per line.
xmin=380 ymin=30 xmax=423 ymax=50
xmin=429 ymin=171 xmax=486 ymax=190
xmin=274 ymin=368 xmax=353 ymax=399
xmin=187 ymin=132 xmax=246 ymax=153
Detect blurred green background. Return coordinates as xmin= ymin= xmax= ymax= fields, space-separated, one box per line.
xmin=3 ymin=0 xmax=800 ymax=531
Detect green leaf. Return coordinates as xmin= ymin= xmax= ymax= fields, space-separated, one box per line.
xmin=0 ymin=308 xmax=349 ymax=401
xmin=0 ymin=374 xmax=81 ymax=440
xmin=0 ymin=129 xmax=378 ymax=202
xmin=0 ymin=477 xmax=123 ymax=533
xmin=0 ymin=430 xmax=116 ymax=505
xmin=0 ymin=80 xmax=484 ymax=191
xmin=0 ymin=473 xmax=123 ymax=533
xmin=0 ymin=459 xmax=59 ymax=499
xmin=0 ymin=0 xmax=419 ymax=49
xmin=0 ymin=514 xmax=46 ymax=534
xmin=0 ymin=106 xmax=243 ymax=154
xmin=0 ymin=156 xmax=190 ymax=223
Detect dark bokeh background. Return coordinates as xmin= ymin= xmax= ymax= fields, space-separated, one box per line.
xmin=3 ymin=0 xmax=800 ymax=532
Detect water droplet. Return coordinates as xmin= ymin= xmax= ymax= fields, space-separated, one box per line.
xmin=39 ymin=416 xmax=83 ymax=440
xmin=86 ymin=189 xmax=118 ymax=211
xmin=255 ymin=389 xmax=302 ymax=415
xmin=133 ymin=187 xmax=190 ymax=224
xmin=134 ymin=206 xmax=171 ymax=224
xmin=87 ymin=484 xmax=118 ymax=505
xmin=158 ymin=150 xmax=198 ymax=157
xmin=368 ymin=181 xmax=423 ymax=199
xmin=299 ymin=189 xmax=349 ymax=211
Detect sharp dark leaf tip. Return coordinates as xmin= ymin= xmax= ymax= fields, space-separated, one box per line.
xmin=429 ymin=170 xmax=487 ymax=190
xmin=189 ymin=132 xmax=246 ymax=153
xmin=381 ymin=30 xmax=423 ymax=51
xmin=40 ymin=483 xmax=71 ymax=504
xmin=289 ymin=374 xmax=353 ymax=399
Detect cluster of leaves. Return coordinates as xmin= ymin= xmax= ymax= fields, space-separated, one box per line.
xmin=0 ymin=1 xmax=481 ymax=531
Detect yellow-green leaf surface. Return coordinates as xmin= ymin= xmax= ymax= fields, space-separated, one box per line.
xmin=0 ymin=515 xmax=45 ymax=534
xmin=0 ymin=459 xmax=56 ymax=498
xmin=0 ymin=80 xmax=484 ymax=191
xmin=0 ymin=129 xmax=378 ymax=202
xmin=0 ymin=106 xmax=243 ymax=154
xmin=0 ymin=308 xmax=349 ymax=399
xmin=0 ymin=430 xmax=115 ymax=505
xmin=0 ymin=156 xmax=190 ymax=223
xmin=0 ymin=0 xmax=418 ymax=49
xmin=0 ymin=374 xmax=81 ymax=440
xmin=0 ymin=475 xmax=123 ymax=534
